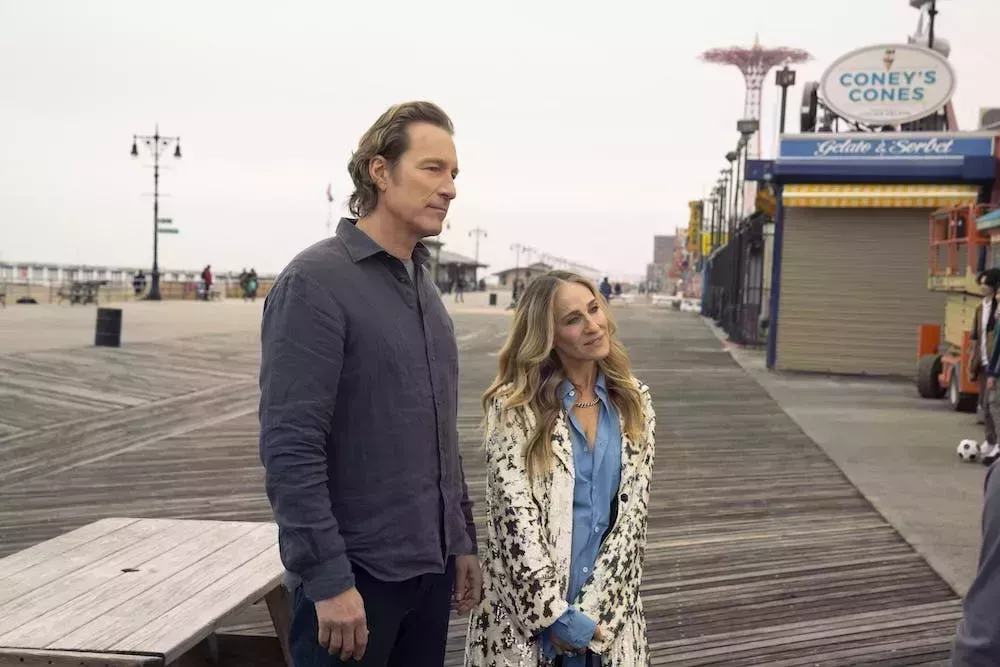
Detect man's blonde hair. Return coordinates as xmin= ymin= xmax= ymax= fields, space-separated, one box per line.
xmin=347 ymin=101 xmax=454 ymax=218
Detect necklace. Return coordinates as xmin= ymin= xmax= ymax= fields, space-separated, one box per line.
xmin=574 ymin=396 xmax=600 ymax=408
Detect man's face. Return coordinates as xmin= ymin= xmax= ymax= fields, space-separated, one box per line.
xmin=380 ymin=122 xmax=458 ymax=238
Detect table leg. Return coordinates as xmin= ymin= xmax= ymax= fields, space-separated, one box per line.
xmin=265 ymin=586 xmax=293 ymax=667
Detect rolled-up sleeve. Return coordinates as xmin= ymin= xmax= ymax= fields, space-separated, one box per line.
xmin=259 ymin=270 xmax=352 ymax=602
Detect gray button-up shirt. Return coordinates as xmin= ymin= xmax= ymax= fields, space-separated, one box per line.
xmin=953 ymin=461 xmax=1000 ymax=665
xmin=259 ymin=218 xmax=477 ymax=603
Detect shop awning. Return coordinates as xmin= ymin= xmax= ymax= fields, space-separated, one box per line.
xmin=977 ymin=208 xmax=1000 ymax=231
xmin=782 ymin=184 xmax=980 ymax=208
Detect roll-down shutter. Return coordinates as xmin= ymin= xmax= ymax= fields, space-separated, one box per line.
xmin=777 ymin=208 xmax=945 ymax=377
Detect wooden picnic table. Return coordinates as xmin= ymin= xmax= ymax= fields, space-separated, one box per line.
xmin=0 ymin=517 xmax=290 ymax=667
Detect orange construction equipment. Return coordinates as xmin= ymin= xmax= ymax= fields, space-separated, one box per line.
xmin=917 ymin=203 xmax=995 ymax=411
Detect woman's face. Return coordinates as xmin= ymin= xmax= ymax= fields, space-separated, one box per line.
xmin=552 ymin=282 xmax=611 ymax=365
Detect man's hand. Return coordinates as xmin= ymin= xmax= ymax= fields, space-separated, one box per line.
xmin=989 ymin=377 xmax=996 ymax=390
xmin=452 ymin=554 xmax=483 ymax=614
xmin=315 ymin=587 xmax=368 ymax=661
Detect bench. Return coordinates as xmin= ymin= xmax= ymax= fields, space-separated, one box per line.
xmin=0 ymin=517 xmax=290 ymax=667
xmin=58 ymin=281 xmax=108 ymax=306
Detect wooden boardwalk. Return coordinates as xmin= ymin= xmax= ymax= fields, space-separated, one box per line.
xmin=0 ymin=309 xmax=963 ymax=665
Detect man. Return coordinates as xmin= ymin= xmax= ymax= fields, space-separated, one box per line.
xmin=952 ymin=271 xmax=1000 ymax=664
xmin=200 ymin=265 xmax=213 ymax=301
xmin=599 ymin=277 xmax=612 ymax=302
xmin=970 ymin=270 xmax=1000 ymax=431
xmin=259 ymin=101 xmax=481 ymax=666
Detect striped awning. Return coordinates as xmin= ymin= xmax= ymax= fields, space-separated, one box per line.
xmin=782 ymin=183 xmax=980 ymax=208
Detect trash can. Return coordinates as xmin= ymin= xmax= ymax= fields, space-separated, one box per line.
xmin=95 ymin=307 xmax=123 ymax=348
xmin=489 ymin=293 xmax=498 ymax=306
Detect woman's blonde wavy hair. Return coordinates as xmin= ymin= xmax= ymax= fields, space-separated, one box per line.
xmin=482 ymin=270 xmax=645 ymax=478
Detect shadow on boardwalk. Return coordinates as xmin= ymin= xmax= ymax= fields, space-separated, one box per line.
xmin=0 ymin=308 xmax=962 ymax=665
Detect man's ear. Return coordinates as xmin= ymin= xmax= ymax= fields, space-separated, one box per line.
xmin=369 ymin=156 xmax=390 ymax=192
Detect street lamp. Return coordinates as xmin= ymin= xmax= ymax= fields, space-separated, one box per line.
xmin=130 ymin=125 xmax=181 ymax=301
xmin=736 ymin=119 xmax=759 ymax=219
xmin=775 ymin=65 xmax=797 ymax=135
xmin=726 ymin=152 xmax=739 ymax=236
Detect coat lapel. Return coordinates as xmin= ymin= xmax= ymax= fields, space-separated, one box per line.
xmin=551 ymin=411 xmax=574 ymax=475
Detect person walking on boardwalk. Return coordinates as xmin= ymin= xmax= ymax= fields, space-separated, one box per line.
xmin=465 ymin=270 xmax=657 ymax=666
xmin=599 ymin=276 xmax=612 ymax=302
xmin=259 ymin=101 xmax=481 ymax=667
xmin=200 ymin=265 xmax=213 ymax=301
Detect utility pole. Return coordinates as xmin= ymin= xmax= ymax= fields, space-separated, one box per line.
xmin=131 ymin=125 xmax=181 ymax=301
xmin=468 ymin=226 xmax=488 ymax=264
xmin=927 ymin=0 xmax=938 ymax=50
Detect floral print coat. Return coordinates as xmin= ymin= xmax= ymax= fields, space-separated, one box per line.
xmin=464 ymin=379 xmax=656 ymax=667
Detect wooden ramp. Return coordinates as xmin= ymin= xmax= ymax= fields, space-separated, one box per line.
xmin=0 ymin=309 xmax=963 ymax=665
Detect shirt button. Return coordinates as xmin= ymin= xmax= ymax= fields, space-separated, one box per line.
xmin=582 ymin=567 xmax=589 ymax=573
xmin=569 ymin=390 xmax=575 ymax=397
xmin=594 ymin=527 xmax=600 ymax=533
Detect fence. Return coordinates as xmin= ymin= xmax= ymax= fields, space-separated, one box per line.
xmin=702 ymin=213 xmax=770 ymax=347
xmin=0 ymin=277 xmax=274 ymax=305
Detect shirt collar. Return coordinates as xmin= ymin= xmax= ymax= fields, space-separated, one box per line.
xmin=336 ymin=217 xmax=431 ymax=266
xmin=560 ymin=370 xmax=609 ymax=408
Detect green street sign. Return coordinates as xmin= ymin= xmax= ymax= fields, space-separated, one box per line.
xmin=158 ymin=227 xmax=179 ymax=235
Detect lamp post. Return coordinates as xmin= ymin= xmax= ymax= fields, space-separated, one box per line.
xmin=130 ymin=125 xmax=181 ymax=301
xmin=728 ymin=150 xmax=741 ymax=236
xmin=723 ymin=161 xmax=736 ymax=237
xmin=775 ymin=65 xmax=797 ymax=135
xmin=717 ymin=178 xmax=728 ymax=247
xmin=736 ymin=119 xmax=759 ymax=218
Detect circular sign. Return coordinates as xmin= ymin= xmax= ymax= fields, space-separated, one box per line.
xmin=819 ymin=43 xmax=956 ymax=126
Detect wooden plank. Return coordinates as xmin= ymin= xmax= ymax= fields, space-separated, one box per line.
xmin=0 ymin=521 xmax=258 ymax=647
xmin=107 ymin=546 xmax=281 ymax=664
xmin=49 ymin=524 xmax=278 ymax=658
xmin=0 ymin=648 xmax=161 ymax=667
xmin=0 ymin=519 xmax=178 ymax=608
xmin=0 ymin=518 xmax=137 ymax=580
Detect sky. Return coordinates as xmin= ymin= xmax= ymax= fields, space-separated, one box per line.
xmin=2 ymin=0 xmax=999 ymax=283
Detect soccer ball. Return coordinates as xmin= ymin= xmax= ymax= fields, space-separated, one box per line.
xmin=957 ymin=439 xmax=981 ymax=462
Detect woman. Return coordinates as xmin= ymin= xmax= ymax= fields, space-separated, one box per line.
xmin=465 ymin=271 xmax=656 ymax=666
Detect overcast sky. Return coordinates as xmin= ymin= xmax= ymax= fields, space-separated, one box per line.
xmin=2 ymin=0 xmax=999 ymax=281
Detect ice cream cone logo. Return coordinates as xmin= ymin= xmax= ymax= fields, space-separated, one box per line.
xmin=883 ymin=48 xmax=896 ymax=71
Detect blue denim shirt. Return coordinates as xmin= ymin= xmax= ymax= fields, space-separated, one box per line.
xmin=541 ymin=372 xmax=622 ymax=662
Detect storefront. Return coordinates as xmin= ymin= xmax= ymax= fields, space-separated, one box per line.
xmin=750 ymin=132 xmax=998 ymax=376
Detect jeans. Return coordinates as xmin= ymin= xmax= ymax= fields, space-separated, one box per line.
xmin=289 ymin=559 xmax=454 ymax=667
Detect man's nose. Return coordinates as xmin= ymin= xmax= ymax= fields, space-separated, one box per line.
xmin=440 ymin=176 xmax=456 ymax=200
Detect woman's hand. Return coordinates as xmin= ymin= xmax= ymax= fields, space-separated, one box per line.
xmin=550 ymin=632 xmax=586 ymax=656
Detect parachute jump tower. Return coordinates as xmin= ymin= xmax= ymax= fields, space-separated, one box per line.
xmin=700 ymin=36 xmax=811 ymax=161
